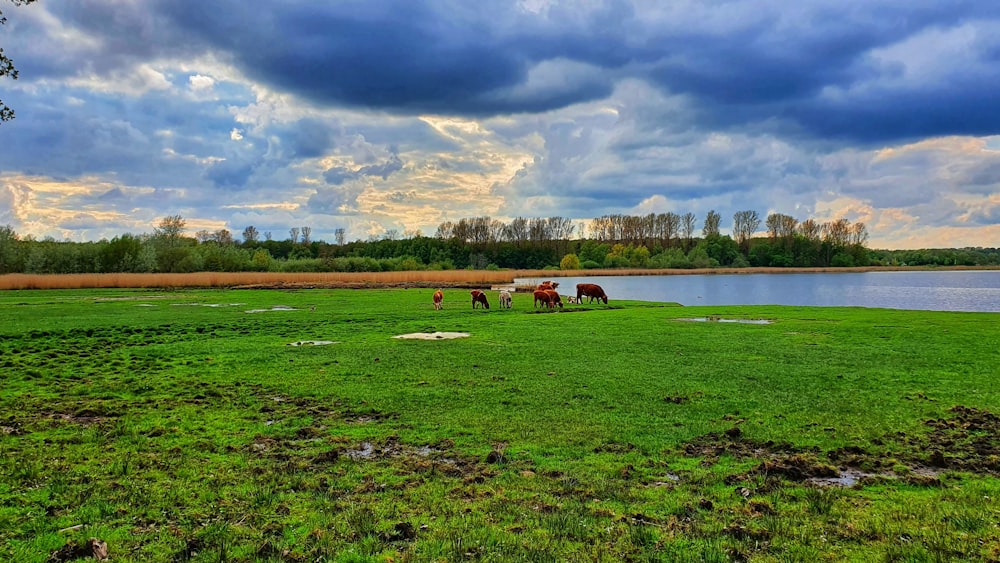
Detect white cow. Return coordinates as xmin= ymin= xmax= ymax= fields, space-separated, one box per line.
xmin=498 ymin=290 xmax=513 ymax=309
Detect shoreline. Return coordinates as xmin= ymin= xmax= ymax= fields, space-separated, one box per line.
xmin=1 ymin=265 xmax=997 ymax=290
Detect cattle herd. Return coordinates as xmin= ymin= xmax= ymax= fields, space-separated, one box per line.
xmin=430 ymin=281 xmax=608 ymax=310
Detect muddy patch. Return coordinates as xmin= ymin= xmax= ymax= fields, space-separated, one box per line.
xmin=681 ymin=405 xmax=1000 ymax=489
xmin=172 ymin=302 xmax=246 ymax=308
xmin=331 ymin=437 xmax=496 ymax=481
xmin=393 ymin=332 xmax=470 ymax=340
xmin=807 ymin=469 xmax=879 ymax=487
xmin=245 ymin=305 xmax=299 ymax=313
xmin=287 ymin=340 xmax=338 ymax=346
xmin=905 ymin=405 xmax=1000 ymax=474
xmin=95 ymin=295 xmax=168 ymax=302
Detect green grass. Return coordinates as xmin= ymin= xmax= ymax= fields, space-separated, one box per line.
xmin=2 ymin=287 xmax=1000 ymax=561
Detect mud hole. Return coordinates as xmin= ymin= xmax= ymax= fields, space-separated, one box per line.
xmin=248 ymin=433 xmax=497 ymax=483
xmin=681 ymin=405 xmax=1000 ymax=487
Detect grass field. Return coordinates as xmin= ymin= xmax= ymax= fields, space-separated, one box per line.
xmin=2 ymin=287 xmax=999 ymax=561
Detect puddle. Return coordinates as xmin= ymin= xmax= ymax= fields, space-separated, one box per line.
xmin=393 ymin=332 xmax=470 ymax=340
xmin=807 ymin=469 xmax=874 ymax=487
xmin=287 ymin=340 xmax=338 ymax=346
xmin=347 ymin=442 xmax=376 ymax=460
xmin=648 ymin=473 xmax=682 ymax=487
xmin=96 ymin=296 xmax=168 ymax=302
xmin=675 ymin=317 xmax=772 ymax=325
xmin=245 ymin=306 xmax=299 ymax=313
xmin=172 ymin=302 xmax=246 ymax=308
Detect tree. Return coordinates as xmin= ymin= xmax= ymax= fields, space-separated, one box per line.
xmin=289 ymin=227 xmax=300 ymax=243
xmin=798 ymin=219 xmax=821 ymax=241
xmin=242 ymin=225 xmax=259 ymax=243
xmin=334 ymin=227 xmax=346 ymax=246
xmin=154 ymin=215 xmax=186 ymax=244
xmin=0 ymin=223 xmax=21 ymax=273
xmin=850 ymin=222 xmax=869 ymax=246
xmin=732 ymin=210 xmax=760 ymax=253
xmin=702 ymin=210 xmax=721 ymax=237
xmin=681 ymin=212 xmax=696 ymax=249
xmin=560 ymin=253 xmax=581 ymax=270
xmin=0 ymin=0 xmax=35 ymax=123
xmin=301 ymin=226 xmax=311 ymax=244
xmin=213 ymin=229 xmax=234 ymax=245
xmin=100 ymin=234 xmax=155 ymax=273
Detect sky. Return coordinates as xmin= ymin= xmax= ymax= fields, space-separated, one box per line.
xmin=1 ymin=0 xmax=999 ymax=249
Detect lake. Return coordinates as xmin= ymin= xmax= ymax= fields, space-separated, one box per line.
xmin=515 ymin=270 xmax=1000 ymax=313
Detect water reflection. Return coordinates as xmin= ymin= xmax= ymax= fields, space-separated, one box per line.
xmin=517 ymin=271 xmax=1000 ymax=312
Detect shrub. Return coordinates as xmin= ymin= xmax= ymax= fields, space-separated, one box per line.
xmin=560 ymin=253 xmax=581 ymax=270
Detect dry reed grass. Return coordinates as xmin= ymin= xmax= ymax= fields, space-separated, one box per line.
xmin=0 ymin=271 xmax=516 ymax=290
xmin=0 ymin=266 xmax=983 ymax=290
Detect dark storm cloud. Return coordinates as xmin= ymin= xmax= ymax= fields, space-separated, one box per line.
xmin=88 ymin=0 xmax=994 ymax=144
xmin=13 ymin=1 xmax=1000 ymax=144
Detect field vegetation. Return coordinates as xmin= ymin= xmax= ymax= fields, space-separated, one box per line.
xmin=2 ymin=287 xmax=999 ymax=561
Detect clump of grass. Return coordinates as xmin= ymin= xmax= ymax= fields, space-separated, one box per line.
xmin=803 ymin=487 xmax=840 ymax=515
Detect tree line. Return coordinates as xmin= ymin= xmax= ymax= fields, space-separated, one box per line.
xmin=1 ymin=211 xmax=997 ymax=275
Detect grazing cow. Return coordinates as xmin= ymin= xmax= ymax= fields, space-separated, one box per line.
xmin=433 ymin=290 xmax=443 ymax=310
xmin=544 ymin=289 xmax=564 ymax=309
xmin=533 ymin=289 xmax=554 ymax=309
xmin=576 ymin=283 xmax=608 ymax=304
xmin=471 ymin=289 xmax=490 ymax=309
xmin=498 ymin=290 xmax=512 ymax=309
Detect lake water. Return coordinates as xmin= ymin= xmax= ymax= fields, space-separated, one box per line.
xmin=515 ymin=270 xmax=1000 ymax=313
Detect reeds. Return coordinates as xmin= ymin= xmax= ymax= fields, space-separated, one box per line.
xmin=0 ymin=271 xmax=519 ymax=290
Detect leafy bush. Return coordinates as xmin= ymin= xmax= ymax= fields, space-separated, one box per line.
xmin=560 ymin=253 xmax=581 ymax=270
xmin=278 ymin=258 xmax=326 ymax=272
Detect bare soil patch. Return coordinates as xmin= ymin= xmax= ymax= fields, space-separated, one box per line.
xmin=393 ymin=332 xmax=470 ymax=340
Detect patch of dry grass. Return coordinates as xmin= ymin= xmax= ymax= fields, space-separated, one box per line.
xmin=0 ymin=271 xmax=518 ymax=290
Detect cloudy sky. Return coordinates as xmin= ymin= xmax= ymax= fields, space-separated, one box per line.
xmin=1 ymin=0 xmax=999 ymax=249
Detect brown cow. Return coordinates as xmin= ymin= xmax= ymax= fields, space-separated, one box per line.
xmin=576 ymin=283 xmax=608 ymax=304
xmin=533 ymin=290 xmax=554 ymax=309
xmin=471 ymin=289 xmax=490 ymax=309
xmin=433 ymin=290 xmax=443 ymax=310
xmin=544 ymin=289 xmax=564 ymax=309
xmin=537 ymin=280 xmax=559 ymax=291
